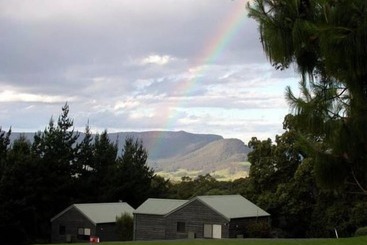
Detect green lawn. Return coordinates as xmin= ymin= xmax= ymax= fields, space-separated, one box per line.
xmin=35 ymin=236 xmax=367 ymax=245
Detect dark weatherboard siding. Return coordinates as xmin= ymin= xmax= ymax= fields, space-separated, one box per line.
xmin=165 ymin=199 xmax=229 ymax=239
xmin=134 ymin=214 xmax=166 ymax=240
xmin=51 ymin=207 xmax=95 ymax=243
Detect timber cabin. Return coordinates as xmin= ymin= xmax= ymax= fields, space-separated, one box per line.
xmin=50 ymin=202 xmax=134 ymax=243
xmin=133 ymin=194 xmax=270 ymax=240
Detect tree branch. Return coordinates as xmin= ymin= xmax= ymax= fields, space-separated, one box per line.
xmin=351 ymin=169 xmax=367 ymax=195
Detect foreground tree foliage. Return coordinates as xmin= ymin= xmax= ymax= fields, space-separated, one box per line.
xmin=246 ymin=0 xmax=367 ymax=236
xmin=245 ymin=117 xmax=367 ymax=237
xmin=248 ymin=0 xmax=367 ymax=193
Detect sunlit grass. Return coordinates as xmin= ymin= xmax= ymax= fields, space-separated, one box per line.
xmin=156 ymin=161 xmax=250 ymax=182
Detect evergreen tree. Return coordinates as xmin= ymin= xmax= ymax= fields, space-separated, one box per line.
xmin=92 ymin=130 xmax=118 ymax=202
xmin=0 ymin=127 xmax=11 ymax=180
xmin=0 ymin=135 xmax=33 ymax=244
xmin=248 ymin=0 xmax=367 ymax=193
xmin=74 ymin=124 xmax=96 ymax=202
xmin=246 ymin=115 xmax=367 ymax=237
xmin=31 ymin=103 xmax=80 ymax=238
xmin=110 ymin=137 xmax=153 ymax=208
xmin=76 ymin=123 xmax=94 ymax=175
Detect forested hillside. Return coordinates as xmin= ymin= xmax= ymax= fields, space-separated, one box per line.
xmin=155 ymin=138 xmax=249 ymax=171
xmin=154 ymin=138 xmax=251 ymax=180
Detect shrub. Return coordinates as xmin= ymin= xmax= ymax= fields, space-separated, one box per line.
xmin=355 ymin=227 xmax=367 ymax=237
xmin=246 ymin=221 xmax=272 ymax=238
xmin=0 ymin=224 xmax=28 ymax=245
xmin=116 ymin=212 xmax=133 ymax=241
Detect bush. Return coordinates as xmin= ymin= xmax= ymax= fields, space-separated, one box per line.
xmin=355 ymin=227 xmax=367 ymax=237
xmin=246 ymin=221 xmax=272 ymax=238
xmin=116 ymin=212 xmax=133 ymax=241
xmin=0 ymin=224 xmax=28 ymax=245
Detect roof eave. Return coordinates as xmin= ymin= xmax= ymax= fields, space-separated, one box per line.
xmin=164 ymin=196 xmax=231 ymax=222
xmin=73 ymin=205 xmax=97 ymax=226
xmin=50 ymin=204 xmax=74 ymax=222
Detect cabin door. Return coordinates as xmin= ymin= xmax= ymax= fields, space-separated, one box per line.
xmin=204 ymin=224 xmax=212 ymax=238
xmin=212 ymin=224 xmax=222 ymax=239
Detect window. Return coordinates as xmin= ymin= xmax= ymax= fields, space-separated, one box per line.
xmin=177 ymin=222 xmax=186 ymax=233
xmin=59 ymin=225 xmax=65 ymax=235
xmin=84 ymin=228 xmax=91 ymax=236
xmin=77 ymin=227 xmax=91 ymax=240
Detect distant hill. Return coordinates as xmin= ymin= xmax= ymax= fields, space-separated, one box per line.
xmin=154 ymin=138 xmax=250 ymax=171
xmin=108 ymin=131 xmax=223 ymax=160
xmin=9 ymin=130 xmax=251 ymax=180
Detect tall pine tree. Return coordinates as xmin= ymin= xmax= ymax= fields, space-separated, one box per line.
xmin=31 ymin=103 xmax=79 ymax=238
xmin=248 ymin=0 xmax=367 ymax=193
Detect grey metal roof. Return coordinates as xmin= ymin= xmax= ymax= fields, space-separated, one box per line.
xmin=134 ymin=198 xmax=188 ymax=215
xmin=195 ymin=195 xmax=270 ymax=220
xmin=51 ymin=202 xmax=135 ymax=224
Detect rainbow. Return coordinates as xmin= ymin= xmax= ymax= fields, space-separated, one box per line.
xmin=150 ymin=1 xmax=248 ymax=158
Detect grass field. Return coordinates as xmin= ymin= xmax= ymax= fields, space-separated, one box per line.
xmin=35 ymin=236 xmax=367 ymax=245
xmin=156 ymin=161 xmax=251 ymax=182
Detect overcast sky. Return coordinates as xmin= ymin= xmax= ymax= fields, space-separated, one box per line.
xmin=0 ymin=0 xmax=299 ymax=143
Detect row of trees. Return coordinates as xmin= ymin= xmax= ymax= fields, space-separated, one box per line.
xmin=0 ymin=104 xmax=169 ymax=244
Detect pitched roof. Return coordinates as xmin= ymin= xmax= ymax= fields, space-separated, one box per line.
xmin=194 ymin=195 xmax=270 ymax=220
xmin=51 ymin=202 xmax=135 ymax=224
xmin=134 ymin=198 xmax=188 ymax=215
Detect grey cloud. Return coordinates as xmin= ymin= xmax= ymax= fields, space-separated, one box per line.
xmin=0 ymin=0 xmax=253 ymax=74
xmin=0 ymin=0 xmax=295 ymax=142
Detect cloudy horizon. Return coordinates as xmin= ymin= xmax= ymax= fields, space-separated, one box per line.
xmin=0 ymin=0 xmax=299 ymax=143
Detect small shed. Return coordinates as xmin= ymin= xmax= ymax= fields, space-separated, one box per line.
xmin=134 ymin=195 xmax=270 ymax=240
xmin=51 ymin=202 xmax=134 ymax=243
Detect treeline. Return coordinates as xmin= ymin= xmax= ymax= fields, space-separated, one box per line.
xmin=243 ymin=115 xmax=367 ymax=238
xmin=1 ymin=104 xmax=367 ymax=244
